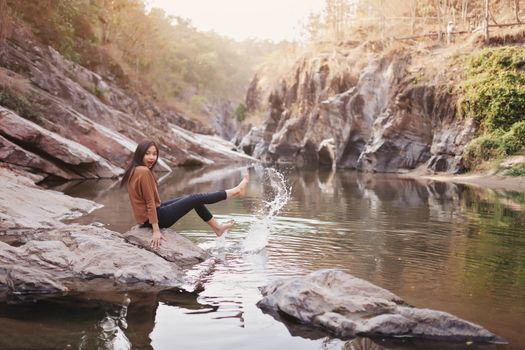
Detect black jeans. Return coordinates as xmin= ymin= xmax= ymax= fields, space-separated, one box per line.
xmin=142 ymin=191 xmax=227 ymax=229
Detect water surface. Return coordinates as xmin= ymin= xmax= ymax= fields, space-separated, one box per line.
xmin=2 ymin=166 xmax=524 ymax=350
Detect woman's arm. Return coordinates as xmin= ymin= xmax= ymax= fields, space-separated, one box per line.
xmin=137 ymin=169 xmax=162 ymax=245
xmin=150 ymin=223 xmax=166 ymax=249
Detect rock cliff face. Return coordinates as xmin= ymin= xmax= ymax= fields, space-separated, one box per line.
xmin=208 ymin=99 xmax=239 ymax=141
xmin=0 ymin=25 xmax=253 ymax=181
xmin=240 ymin=43 xmax=475 ymax=173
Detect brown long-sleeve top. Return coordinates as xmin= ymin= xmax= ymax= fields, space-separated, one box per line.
xmin=127 ymin=166 xmax=160 ymax=225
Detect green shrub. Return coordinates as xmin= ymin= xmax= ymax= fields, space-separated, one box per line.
xmin=463 ymin=135 xmax=502 ymax=168
xmin=500 ymin=132 xmax=521 ymax=155
xmin=234 ymin=103 xmax=247 ymax=122
xmin=463 ymin=126 xmax=525 ymax=169
xmin=7 ymin=0 xmax=85 ymax=63
xmin=459 ymin=47 xmax=525 ymax=168
xmin=459 ymin=47 xmax=525 ymax=132
xmin=510 ymin=121 xmax=525 ymax=146
xmin=0 ymin=88 xmax=42 ymax=123
xmin=506 ymin=164 xmax=525 ymax=177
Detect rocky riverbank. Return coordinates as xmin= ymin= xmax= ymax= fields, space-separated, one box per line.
xmin=0 ymin=164 xmax=515 ymax=344
xmin=0 ymin=166 xmax=211 ymax=301
xmin=416 ymin=173 xmax=525 ymax=192
xmin=404 ymin=156 xmax=525 ymax=192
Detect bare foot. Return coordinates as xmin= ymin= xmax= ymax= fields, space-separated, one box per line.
xmin=225 ymin=174 xmax=250 ymax=199
xmin=238 ymin=174 xmax=249 ymax=197
xmin=215 ymin=219 xmax=236 ymax=237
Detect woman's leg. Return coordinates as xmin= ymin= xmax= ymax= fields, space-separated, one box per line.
xmin=206 ymin=174 xmax=249 ymax=236
xmin=206 ymin=217 xmax=235 ymax=237
xmin=142 ymin=198 xmax=213 ymax=228
xmin=161 ymin=197 xmax=183 ymax=206
xmin=157 ymin=174 xmax=249 ymax=236
xmin=157 ymin=191 xmax=227 ymax=228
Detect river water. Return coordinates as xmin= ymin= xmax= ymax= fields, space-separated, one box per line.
xmin=1 ymin=166 xmax=524 ymax=350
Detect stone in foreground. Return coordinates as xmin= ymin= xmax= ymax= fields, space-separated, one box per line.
xmin=257 ymin=269 xmax=504 ymax=343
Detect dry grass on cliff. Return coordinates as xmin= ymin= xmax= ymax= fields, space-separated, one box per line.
xmin=384 ymin=24 xmax=525 ymax=92
xmin=0 ymin=67 xmax=31 ymax=94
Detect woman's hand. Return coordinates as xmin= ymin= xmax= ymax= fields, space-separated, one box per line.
xmin=150 ymin=225 xmax=166 ymax=249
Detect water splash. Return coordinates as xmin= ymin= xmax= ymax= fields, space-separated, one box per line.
xmin=215 ymin=231 xmax=227 ymax=250
xmin=242 ymin=168 xmax=291 ymax=253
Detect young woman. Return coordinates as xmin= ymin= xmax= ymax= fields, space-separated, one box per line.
xmin=121 ymin=140 xmax=249 ymax=249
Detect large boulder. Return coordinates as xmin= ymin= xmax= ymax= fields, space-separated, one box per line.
xmin=0 ymin=134 xmax=78 ymax=180
xmin=169 ymin=124 xmax=257 ymax=165
xmin=257 ymin=269 xmax=503 ymax=343
xmin=0 ymin=225 xmax=185 ymax=298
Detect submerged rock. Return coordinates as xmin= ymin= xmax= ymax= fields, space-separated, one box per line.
xmin=257 ymin=269 xmax=503 ymax=343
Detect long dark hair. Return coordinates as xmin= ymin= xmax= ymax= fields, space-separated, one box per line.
xmin=120 ymin=140 xmax=159 ymax=188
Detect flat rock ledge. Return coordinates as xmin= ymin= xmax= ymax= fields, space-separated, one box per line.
xmin=0 ymin=225 xmax=210 ymax=301
xmin=257 ymin=269 xmax=504 ymax=343
xmin=123 ymin=226 xmax=209 ymax=267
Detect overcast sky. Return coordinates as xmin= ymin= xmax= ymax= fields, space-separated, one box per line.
xmin=148 ymin=0 xmax=325 ymax=42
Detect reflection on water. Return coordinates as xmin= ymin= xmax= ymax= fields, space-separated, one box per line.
xmin=4 ymin=167 xmax=525 ymax=350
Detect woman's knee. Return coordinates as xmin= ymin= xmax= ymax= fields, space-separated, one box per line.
xmin=187 ymin=193 xmax=205 ymax=202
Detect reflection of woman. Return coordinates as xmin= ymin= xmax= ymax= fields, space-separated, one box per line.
xmin=91 ymin=296 xmax=132 ymax=350
xmin=124 ymin=293 xmax=158 ymax=350
xmin=121 ymin=140 xmax=249 ymax=249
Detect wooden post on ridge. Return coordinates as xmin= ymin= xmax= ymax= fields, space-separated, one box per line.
xmin=484 ymin=0 xmax=490 ymax=42
xmin=380 ymin=0 xmax=385 ymax=41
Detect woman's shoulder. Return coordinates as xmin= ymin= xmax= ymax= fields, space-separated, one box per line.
xmin=133 ymin=166 xmax=153 ymax=177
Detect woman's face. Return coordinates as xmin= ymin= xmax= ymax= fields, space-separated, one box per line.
xmin=143 ymin=145 xmax=158 ymax=169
